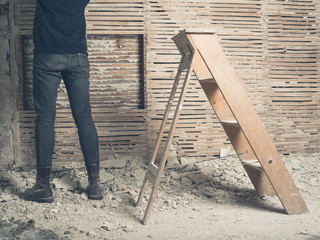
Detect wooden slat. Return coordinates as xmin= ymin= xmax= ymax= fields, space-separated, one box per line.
xmin=16 ymin=0 xmax=145 ymax=34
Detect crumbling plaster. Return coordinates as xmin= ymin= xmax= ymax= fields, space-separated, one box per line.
xmin=0 ymin=0 xmax=14 ymax=169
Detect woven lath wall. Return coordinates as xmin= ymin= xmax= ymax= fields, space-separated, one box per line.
xmin=264 ymin=1 xmax=319 ymax=154
xmin=15 ymin=0 xmax=147 ymax=164
xmin=145 ymin=0 xmax=320 ymax=160
xmin=18 ymin=35 xmax=146 ymax=163
xmin=14 ymin=0 xmax=319 ymax=165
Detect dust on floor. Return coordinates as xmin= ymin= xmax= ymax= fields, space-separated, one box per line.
xmin=0 ymin=154 xmax=319 ymax=240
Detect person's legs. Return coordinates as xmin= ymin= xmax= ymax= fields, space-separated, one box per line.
xmin=62 ymin=53 xmax=103 ymax=200
xmin=62 ymin=53 xmax=99 ymax=166
xmin=33 ymin=54 xmax=64 ymax=167
xmin=24 ymin=53 xmax=66 ymax=203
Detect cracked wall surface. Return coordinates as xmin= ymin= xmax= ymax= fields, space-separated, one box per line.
xmin=0 ymin=0 xmax=14 ymax=169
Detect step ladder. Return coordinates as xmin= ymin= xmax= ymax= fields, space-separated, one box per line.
xmin=136 ymin=29 xmax=308 ymax=224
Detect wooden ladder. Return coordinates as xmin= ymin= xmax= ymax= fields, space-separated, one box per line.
xmin=136 ymin=29 xmax=309 ymax=225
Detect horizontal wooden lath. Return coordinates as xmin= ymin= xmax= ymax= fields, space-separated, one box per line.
xmin=15 ymin=0 xmax=145 ymax=35
xmin=19 ymin=109 xmax=148 ymax=162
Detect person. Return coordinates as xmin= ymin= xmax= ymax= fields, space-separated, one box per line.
xmin=24 ymin=0 xmax=103 ymax=202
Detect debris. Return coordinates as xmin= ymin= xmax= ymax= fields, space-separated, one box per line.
xmin=101 ymin=159 xmax=128 ymax=169
xmin=187 ymin=173 xmax=208 ymax=183
xmin=52 ymin=175 xmax=78 ymax=191
xmin=0 ymin=153 xmax=318 ymax=239
xmin=170 ymin=171 xmax=181 ymax=180
xmin=131 ymin=168 xmax=145 ymax=180
xmin=166 ymin=144 xmax=179 ymax=167
xmin=180 ymin=157 xmax=197 ymax=166
xmin=101 ymin=223 xmax=115 ymax=231
xmin=220 ymin=148 xmax=229 ymax=157
xmin=172 ymin=200 xmax=178 ymax=209
xmin=202 ymin=190 xmax=216 ymax=198
xmin=309 ymin=177 xmax=318 ymax=186
xmin=291 ymin=159 xmax=301 ymax=170
xmin=130 ymin=157 xmax=147 ymax=168
xmin=180 ymin=177 xmax=193 ymax=187
xmin=87 ymin=230 xmax=97 ymax=237
xmin=100 ymin=170 xmax=114 ymax=183
xmin=109 ymin=184 xmax=117 ymax=192
xmin=122 ymin=224 xmax=134 ymax=232
xmin=1 ymin=193 xmax=13 ymax=202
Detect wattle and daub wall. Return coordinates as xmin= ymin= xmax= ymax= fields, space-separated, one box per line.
xmin=1 ymin=0 xmax=319 ymax=168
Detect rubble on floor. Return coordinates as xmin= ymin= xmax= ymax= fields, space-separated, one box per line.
xmin=0 ymin=154 xmax=319 ymax=239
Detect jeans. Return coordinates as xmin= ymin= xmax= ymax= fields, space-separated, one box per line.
xmin=33 ymin=53 xmax=99 ymax=167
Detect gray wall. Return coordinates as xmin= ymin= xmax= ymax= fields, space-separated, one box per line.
xmin=0 ymin=0 xmax=14 ymax=169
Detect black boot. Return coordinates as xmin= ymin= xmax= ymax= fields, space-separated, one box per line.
xmin=24 ymin=167 xmax=54 ymax=203
xmin=86 ymin=164 xmax=103 ymax=200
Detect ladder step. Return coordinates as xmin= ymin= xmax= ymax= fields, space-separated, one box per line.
xmin=242 ymin=160 xmax=263 ymax=171
xmin=146 ymin=162 xmax=159 ymax=185
xmin=198 ymin=78 xmax=216 ymax=84
xmin=220 ymin=119 xmax=239 ymax=127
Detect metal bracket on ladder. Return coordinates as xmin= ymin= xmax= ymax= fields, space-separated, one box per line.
xmin=136 ymin=29 xmax=309 ymax=225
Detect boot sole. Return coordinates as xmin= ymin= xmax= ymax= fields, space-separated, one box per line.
xmin=88 ymin=194 xmax=103 ymax=200
xmin=24 ymin=196 xmax=54 ymax=203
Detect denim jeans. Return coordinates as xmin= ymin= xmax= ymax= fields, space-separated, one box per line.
xmin=33 ymin=53 xmax=99 ymax=167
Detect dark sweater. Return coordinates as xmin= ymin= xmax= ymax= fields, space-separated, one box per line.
xmin=33 ymin=0 xmax=90 ymax=54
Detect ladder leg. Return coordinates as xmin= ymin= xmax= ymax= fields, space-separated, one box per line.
xmin=142 ymin=184 xmax=158 ymax=224
xmin=136 ymin=176 xmax=149 ymax=207
xmin=136 ymin=69 xmax=183 ymax=207
xmin=142 ymin=53 xmax=196 ymax=224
